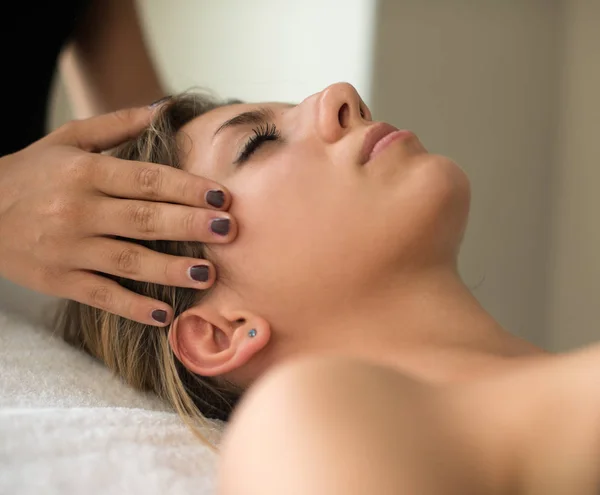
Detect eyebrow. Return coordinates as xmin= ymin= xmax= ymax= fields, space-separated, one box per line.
xmin=212 ymin=104 xmax=295 ymax=141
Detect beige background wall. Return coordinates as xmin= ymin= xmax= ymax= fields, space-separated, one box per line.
xmin=2 ymin=0 xmax=598 ymax=351
xmin=547 ymin=0 xmax=600 ymax=351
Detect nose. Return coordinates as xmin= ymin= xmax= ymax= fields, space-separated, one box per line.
xmin=317 ymin=82 xmax=370 ymax=143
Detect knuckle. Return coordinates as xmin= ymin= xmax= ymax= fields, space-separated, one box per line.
xmin=61 ymin=152 xmax=96 ymax=183
xmin=57 ymin=120 xmax=78 ymax=137
xmin=163 ymin=260 xmax=172 ymax=281
xmin=37 ymin=264 xmax=63 ymax=289
xmin=44 ymin=197 xmax=80 ymax=225
xmin=182 ymin=210 xmax=200 ymax=234
xmin=161 ymin=260 xmax=175 ymax=285
xmin=113 ymin=247 xmax=142 ymax=275
xmin=134 ymin=166 xmax=163 ymax=198
xmin=57 ymin=119 xmax=87 ymax=150
xmin=128 ymin=203 xmax=157 ymax=234
xmin=34 ymin=234 xmax=65 ymax=265
xmin=113 ymin=107 xmax=135 ymax=124
xmin=178 ymin=179 xmax=190 ymax=202
xmin=35 ymin=230 xmax=56 ymax=251
xmin=89 ymin=285 xmax=113 ymax=310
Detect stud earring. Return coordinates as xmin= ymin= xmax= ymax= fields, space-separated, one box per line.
xmin=248 ymin=329 xmax=257 ymax=338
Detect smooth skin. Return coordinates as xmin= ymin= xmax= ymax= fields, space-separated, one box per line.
xmin=218 ymin=346 xmax=600 ymax=495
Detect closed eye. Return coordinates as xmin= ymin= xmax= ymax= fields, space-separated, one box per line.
xmin=235 ymin=123 xmax=281 ymax=164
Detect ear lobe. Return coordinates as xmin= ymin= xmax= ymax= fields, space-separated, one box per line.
xmin=168 ymin=307 xmax=271 ymax=378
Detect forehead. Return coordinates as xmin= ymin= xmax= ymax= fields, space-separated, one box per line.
xmin=181 ymin=101 xmax=295 ymax=137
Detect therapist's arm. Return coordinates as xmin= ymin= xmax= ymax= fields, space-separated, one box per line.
xmin=59 ymin=0 xmax=166 ymax=119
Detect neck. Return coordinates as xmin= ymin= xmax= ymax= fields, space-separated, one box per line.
xmin=276 ymin=266 xmax=548 ymax=385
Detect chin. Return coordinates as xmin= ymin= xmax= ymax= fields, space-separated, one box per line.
xmin=423 ymin=155 xmax=471 ymax=258
xmin=388 ymin=154 xmax=471 ymax=266
xmin=430 ymin=153 xmax=470 ymax=201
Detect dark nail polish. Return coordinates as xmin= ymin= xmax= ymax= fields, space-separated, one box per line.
xmin=189 ymin=265 xmax=210 ymax=282
xmin=211 ymin=218 xmax=230 ymax=236
xmin=151 ymin=309 xmax=168 ymax=323
xmin=148 ymin=95 xmax=172 ymax=108
xmin=206 ymin=189 xmax=225 ymax=208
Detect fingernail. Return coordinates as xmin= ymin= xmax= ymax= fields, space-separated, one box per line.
xmin=206 ymin=189 xmax=225 ymax=208
xmin=148 ymin=95 xmax=172 ymax=108
xmin=151 ymin=309 xmax=168 ymax=323
xmin=211 ymin=218 xmax=230 ymax=236
xmin=189 ymin=265 xmax=210 ymax=282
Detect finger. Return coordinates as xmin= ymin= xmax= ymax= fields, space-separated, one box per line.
xmin=93 ymin=197 xmax=238 ymax=243
xmin=64 ymin=270 xmax=174 ymax=327
xmin=92 ymin=156 xmax=231 ymax=210
xmin=76 ymin=237 xmax=216 ymax=289
xmin=46 ymin=106 xmax=155 ymax=152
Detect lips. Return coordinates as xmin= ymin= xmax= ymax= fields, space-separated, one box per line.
xmin=360 ymin=122 xmax=401 ymax=164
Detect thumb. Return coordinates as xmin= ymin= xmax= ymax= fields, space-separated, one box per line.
xmin=46 ymin=106 xmax=158 ymax=152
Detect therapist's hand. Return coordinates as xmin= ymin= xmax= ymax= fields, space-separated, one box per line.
xmin=0 ymin=106 xmax=237 ymax=326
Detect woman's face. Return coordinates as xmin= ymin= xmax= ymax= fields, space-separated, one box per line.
xmin=180 ymin=83 xmax=470 ymax=328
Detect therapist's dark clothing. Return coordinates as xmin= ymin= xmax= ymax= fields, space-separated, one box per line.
xmin=1 ymin=1 xmax=92 ymax=157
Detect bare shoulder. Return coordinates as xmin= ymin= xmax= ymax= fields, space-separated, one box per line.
xmin=218 ymin=356 xmax=473 ymax=495
xmin=446 ymin=343 xmax=600 ymax=495
xmin=219 ymin=346 xmax=600 ymax=494
xmin=234 ymin=353 xmax=425 ymax=419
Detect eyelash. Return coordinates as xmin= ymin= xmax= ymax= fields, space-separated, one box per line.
xmin=236 ymin=123 xmax=281 ymax=164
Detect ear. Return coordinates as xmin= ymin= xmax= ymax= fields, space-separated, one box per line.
xmin=168 ymin=304 xmax=271 ymax=377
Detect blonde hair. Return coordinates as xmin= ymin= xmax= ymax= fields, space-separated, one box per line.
xmin=54 ymin=92 xmax=243 ymax=452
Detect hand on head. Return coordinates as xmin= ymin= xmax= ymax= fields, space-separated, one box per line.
xmin=0 ymin=103 xmax=237 ymax=326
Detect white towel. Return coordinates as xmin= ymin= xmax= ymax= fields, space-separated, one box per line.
xmin=0 ymin=308 xmax=225 ymax=495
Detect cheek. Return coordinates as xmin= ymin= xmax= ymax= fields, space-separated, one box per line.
xmin=214 ymin=153 xmax=369 ymax=309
